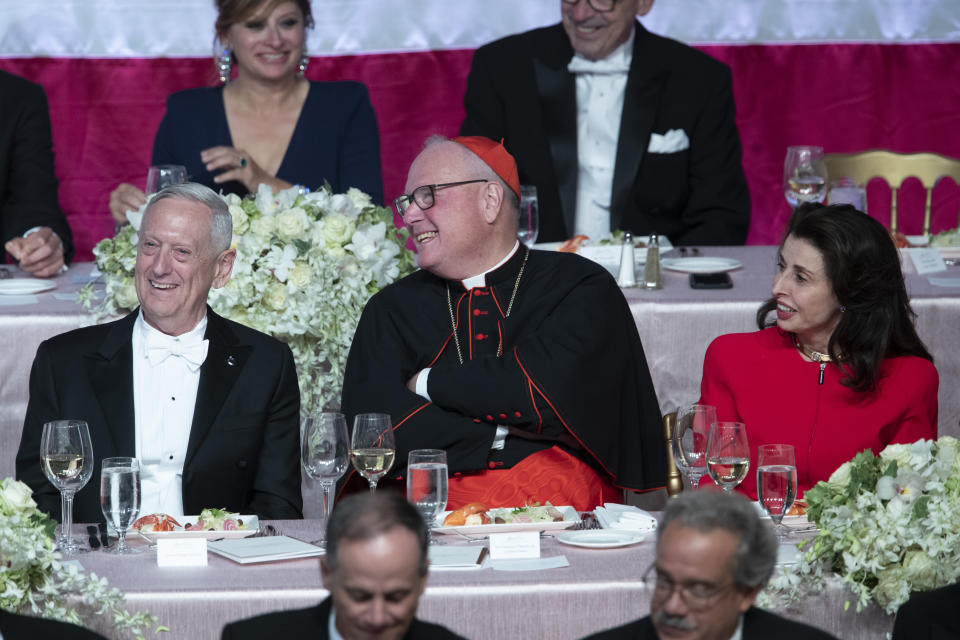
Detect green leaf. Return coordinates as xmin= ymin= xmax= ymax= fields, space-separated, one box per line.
xmin=913 ymin=495 xmax=930 ymax=519
xmin=293 ymin=239 xmax=311 ymax=256
xmin=882 ymin=460 xmax=898 ymax=478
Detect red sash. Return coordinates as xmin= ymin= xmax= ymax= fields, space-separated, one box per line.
xmin=447 ymin=446 xmax=621 ymax=511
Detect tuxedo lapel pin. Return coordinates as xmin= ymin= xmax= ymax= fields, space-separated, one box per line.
xmin=226 ymin=355 xmax=237 ymax=366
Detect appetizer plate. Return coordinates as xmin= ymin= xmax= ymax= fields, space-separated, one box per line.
xmin=434 ymin=506 xmax=578 ymax=536
xmin=0 ymin=278 xmax=56 ymax=295
xmin=136 ymin=515 xmax=259 ymax=541
xmin=661 ymin=257 xmax=742 ymax=273
xmin=534 ymin=235 xmax=674 ymax=264
xmin=556 ymin=530 xmax=646 ymax=549
xmin=752 ymin=502 xmax=812 ymax=527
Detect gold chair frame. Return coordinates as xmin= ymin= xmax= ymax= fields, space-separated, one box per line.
xmin=663 ymin=411 xmax=683 ymax=497
xmin=825 ymin=150 xmax=960 ymax=235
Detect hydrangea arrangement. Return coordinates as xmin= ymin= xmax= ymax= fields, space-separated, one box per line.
xmin=0 ymin=478 xmax=162 ymax=637
xmin=79 ymin=185 xmax=416 ymax=413
xmin=768 ymin=437 xmax=960 ymax=614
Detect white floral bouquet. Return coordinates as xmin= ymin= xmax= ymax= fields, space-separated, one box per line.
xmin=0 ymin=478 xmax=162 ymax=637
xmin=79 ymin=185 xmax=416 ymax=413
xmin=768 ymin=437 xmax=960 ymax=614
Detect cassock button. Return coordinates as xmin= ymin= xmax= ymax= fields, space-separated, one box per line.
xmin=498 ymin=413 xmax=507 ymax=420
xmin=227 ymin=355 xmax=237 ymax=366
xmin=513 ymin=411 xmax=522 ymax=418
xmin=475 ymin=333 xmax=487 ymax=340
xmin=485 ymin=414 xmax=493 ymax=422
xmin=488 ymin=461 xmax=496 ymax=470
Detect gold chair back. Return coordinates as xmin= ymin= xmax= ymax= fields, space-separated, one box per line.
xmin=825 ymin=149 xmax=960 ymax=235
xmin=663 ymin=411 xmax=683 ymax=497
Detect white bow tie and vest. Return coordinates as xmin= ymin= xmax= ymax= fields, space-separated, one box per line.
xmin=131 ymin=312 xmax=208 ymax=516
xmin=567 ymin=31 xmax=634 ymax=241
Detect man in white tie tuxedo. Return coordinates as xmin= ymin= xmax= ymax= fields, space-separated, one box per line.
xmin=460 ymin=0 xmax=750 ymax=246
xmin=16 ymin=182 xmax=302 ymax=523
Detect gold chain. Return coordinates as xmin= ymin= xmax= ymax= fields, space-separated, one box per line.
xmin=792 ymin=334 xmax=841 ymax=362
xmin=446 ymin=247 xmax=529 ymax=365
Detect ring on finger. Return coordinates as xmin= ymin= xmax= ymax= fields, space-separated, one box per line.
xmin=238 ymin=156 xmax=247 ymax=168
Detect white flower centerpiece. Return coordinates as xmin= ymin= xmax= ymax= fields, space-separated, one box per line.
xmin=79 ymin=185 xmax=416 ymax=413
xmin=767 ymin=437 xmax=960 ymax=614
xmin=0 ymin=478 xmax=162 ymax=637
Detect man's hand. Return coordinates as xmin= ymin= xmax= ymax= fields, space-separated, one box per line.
xmin=5 ymin=227 xmax=64 ymax=277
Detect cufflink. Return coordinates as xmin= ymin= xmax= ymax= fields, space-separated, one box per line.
xmin=226 ymin=355 xmax=236 ymax=366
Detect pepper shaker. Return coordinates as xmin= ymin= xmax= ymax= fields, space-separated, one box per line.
xmin=644 ymin=233 xmax=662 ymax=290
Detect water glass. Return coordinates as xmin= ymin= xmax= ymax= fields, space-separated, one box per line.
xmin=756 ymin=444 xmax=797 ymax=540
xmin=100 ymin=457 xmax=142 ymax=554
xmin=350 ymin=413 xmax=396 ymax=493
xmin=301 ymin=412 xmax=350 ymax=546
xmin=706 ymin=421 xmax=750 ymax=492
xmin=518 ymin=185 xmax=539 ymax=247
xmin=40 ymin=420 xmax=94 ymax=554
xmin=672 ymin=404 xmax=716 ymax=492
xmin=783 ymin=146 xmax=827 ymax=208
xmin=145 ymin=165 xmax=187 ymax=195
xmin=407 ymin=449 xmax=448 ymax=544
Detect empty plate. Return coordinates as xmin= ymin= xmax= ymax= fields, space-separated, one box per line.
xmin=661 ymin=257 xmax=742 ymax=273
xmin=555 ymin=529 xmax=646 ymax=549
xmin=0 ymin=278 xmax=56 ymax=295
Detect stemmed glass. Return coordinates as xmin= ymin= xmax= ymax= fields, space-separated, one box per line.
xmin=706 ymin=421 xmax=750 ymax=493
xmin=783 ymin=146 xmax=828 ymax=209
xmin=301 ymin=412 xmax=350 ymax=546
xmin=350 ymin=413 xmax=396 ymax=493
xmin=407 ymin=449 xmax=448 ymax=545
xmin=40 ymin=420 xmax=94 ymax=554
xmin=757 ymin=444 xmax=797 ymax=541
xmin=671 ymin=404 xmax=716 ymax=492
xmin=100 ymin=457 xmax=142 ymax=554
xmin=517 ymin=185 xmax=539 ymax=247
xmin=145 ymin=165 xmax=187 ymax=195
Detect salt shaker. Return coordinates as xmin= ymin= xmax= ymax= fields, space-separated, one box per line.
xmin=617 ymin=232 xmax=636 ymax=287
xmin=644 ymin=233 xmax=662 ymax=290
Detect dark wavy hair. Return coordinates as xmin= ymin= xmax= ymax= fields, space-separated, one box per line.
xmin=756 ymin=203 xmax=932 ymax=392
xmin=214 ymin=0 xmax=315 ymax=42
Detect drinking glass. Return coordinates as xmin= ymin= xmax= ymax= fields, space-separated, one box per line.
xmin=100 ymin=457 xmax=142 ymax=554
xmin=671 ymin=404 xmax=716 ymax=492
xmin=706 ymin=421 xmax=750 ymax=492
xmin=145 ymin=165 xmax=187 ymax=195
xmin=407 ymin=449 xmax=448 ymax=544
xmin=350 ymin=413 xmax=396 ymax=493
xmin=783 ymin=146 xmax=828 ymax=208
xmin=517 ymin=185 xmax=539 ymax=247
xmin=301 ymin=412 xmax=350 ymax=546
xmin=40 ymin=420 xmax=94 ymax=554
xmin=756 ymin=444 xmax=797 ymax=540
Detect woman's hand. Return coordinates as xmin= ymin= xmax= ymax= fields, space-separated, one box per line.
xmin=109 ymin=183 xmax=147 ymax=223
xmin=201 ymin=146 xmax=294 ymax=193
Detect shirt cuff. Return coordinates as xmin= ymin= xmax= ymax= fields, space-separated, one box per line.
xmin=491 ymin=426 xmax=508 ymax=450
xmin=414 ymin=367 xmax=431 ymax=401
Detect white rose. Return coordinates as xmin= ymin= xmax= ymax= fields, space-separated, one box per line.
xmin=276 ymin=207 xmax=310 ymax=241
xmin=250 ymin=215 xmax=276 ymax=240
xmin=322 ymin=213 xmax=356 ymax=246
xmin=347 ymin=187 xmax=372 ymax=210
xmin=880 ymin=444 xmax=912 ymax=469
xmin=288 ymin=262 xmax=312 ymax=289
xmin=1 ymin=479 xmax=37 ymax=511
xmin=116 ymin=279 xmax=139 ymax=309
xmin=828 ymin=461 xmax=852 ymax=488
xmin=874 ymin=566 xmax=908 ymax=610
xmin=263 ymin=282 xmax=288 ymax=311
xmin=902 ymin=550 xmax=937 ymax=590
xmin=229 ymin=204 xmax=249 ymax=235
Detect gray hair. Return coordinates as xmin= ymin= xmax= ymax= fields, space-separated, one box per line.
xmin=423 ymin=134 xmax=521 ymax=216
xmin=659 ymin=491 xmax=777 ymax=590
xmin=142 ymin=182 xmax=232 ymax=253
xmin=325 ymin=491 xmax=429 ymax=575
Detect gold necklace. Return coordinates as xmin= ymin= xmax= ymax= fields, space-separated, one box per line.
xmin=446 ymin=247 xmax=529 ymax=365
xmin=792 ymin=334 xmax=840 ymax=362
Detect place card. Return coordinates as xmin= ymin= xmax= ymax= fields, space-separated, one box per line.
xmin=488 ymin=531 xmax=540 ymax=560
xmin=157 ymin=537 xmax=208 ymax=567
xmin=906 ymin=248 xmax=946 ymax=274
xmin=428 ymin=545 xmax=486 ymax=570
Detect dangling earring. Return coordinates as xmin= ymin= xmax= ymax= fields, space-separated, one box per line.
xmin=297 ymin=50 xmax=309 ymax=78
xmin=218 ymin=48 xmax=232 ymax=84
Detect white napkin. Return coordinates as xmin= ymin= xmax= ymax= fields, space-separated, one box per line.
xmin=594 ymin=503 xmax=658 ymax=532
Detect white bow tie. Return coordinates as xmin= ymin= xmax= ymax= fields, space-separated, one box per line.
xmin=145 ymin=337 xmax=209 ymax=371
xmin=567 ymin=55 xmax=630 ymax=75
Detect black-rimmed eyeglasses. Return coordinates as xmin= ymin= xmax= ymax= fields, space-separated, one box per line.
xmin=393 ymin=180 xmax=489 ymax=218
xmin=561 ymin=0 xmax=619 ymax=12
xmin=642 ymin=565 xmax=734 ymax=612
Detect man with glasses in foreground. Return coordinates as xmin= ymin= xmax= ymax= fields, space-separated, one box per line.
xmin=584 ymin=491 xmax=838 ymax=640
xmin=460 ymin=0 xmax=749 ymax=246
xmin=341 ymin=135 xmax=664 ymax=511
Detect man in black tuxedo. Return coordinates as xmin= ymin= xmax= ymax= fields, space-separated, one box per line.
xmin=221 ymin=491 xmax=464 ymax=640
xmin=16 ymin=182 xmax=302 ymax=522
xmin=460 ymin=0 xmax=749 ymax=246
xmin=583 ymin=491 xmax=838 ymax=640
xmin=0 ymin=610 xmax=106 ymax=640
xmin=892 ymin=582 xmax=960 ymax=639
xmin=0 ymin=70 xmax=74 ymax=276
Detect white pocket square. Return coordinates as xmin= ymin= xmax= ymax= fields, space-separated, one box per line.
xmin=647 ymin=129 xmax=690 ymax=154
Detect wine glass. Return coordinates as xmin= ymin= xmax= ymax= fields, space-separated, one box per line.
xmin=671 ymin=404 xmax=716 ymax=492
xmin=40 ymin=420 xmax=94 ymax=554
xmin=706 ymin=421 xmax=750 ymax=492
xmin=100 ymin=457 xmax=142 ymax=554
xmin=783 ymin=146 xmax=828 ymax=209
xmin=145 ymin=165 xmax=187 ymax=195
xmin=756 ymin=444 xmax=797 ymax=541
xmin=301 ymin=412 xmax=350 ymax=546
xmin=517 ymin=185 xmax=539 ymax=247
xmin=406 ymin=449 xmax=448 ymax=545
xmin=350 ymin=413 xmax=396 ymax=493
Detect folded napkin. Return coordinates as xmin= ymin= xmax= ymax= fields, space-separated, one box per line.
xmin=594 ymin=503 xmax=658 ymax=532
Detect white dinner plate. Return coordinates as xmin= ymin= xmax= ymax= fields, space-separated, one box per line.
xmin=660 ymin=257 xmax=742 ymax=273
xmin=0 ymin=278 xmax=56 ymax=295
xmin=434 ymin=506 xmax=578 ymax=536
xmin=556 ymin=529 xmax=646 ymax=549
xmin=134 ymin=514 xmax=259 ymax=541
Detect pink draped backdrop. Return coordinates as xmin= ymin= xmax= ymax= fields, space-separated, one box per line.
xmin=3 ymin=42 xmax=960 ymax=259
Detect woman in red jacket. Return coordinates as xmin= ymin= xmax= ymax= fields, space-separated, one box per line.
xmin=700 ymin=203 xmax=938 ymax=500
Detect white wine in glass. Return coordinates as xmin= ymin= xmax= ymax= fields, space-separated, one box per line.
xmin=41 ymin=419 xmax=94 ymax=554
xmin=301 ymin=412 xmax=350 ymax=546
xmin=706 ymin=421 xmax=750 ymax=492
xmin=350 ymin=413 xmax=396 ymax=493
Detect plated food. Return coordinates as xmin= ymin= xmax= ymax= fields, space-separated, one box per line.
xmin=436 ymin=503 xmax=578 ymax=536
xmin=132 ymin=508 xmax=258 ymax=540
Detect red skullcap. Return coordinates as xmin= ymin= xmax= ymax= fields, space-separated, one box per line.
xmin=452 ymin=136 xmax=521 ymax=200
